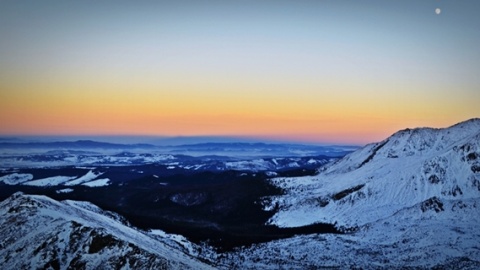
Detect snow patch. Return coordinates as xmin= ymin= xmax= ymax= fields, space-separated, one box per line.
xmin=64 ymin=170 xmax=103 ymax=186
xmin=82 ymin=178 xmax=111 ymax=187
xmin=0 ymin=173 xmax=33 ymax=185
xmin=56 ymin=188 xmax=74 ymax=194
xmin=23 ymin=176 xmax=77 ymax=186
xmin=265 ymin=171 xmax=278 ymax=177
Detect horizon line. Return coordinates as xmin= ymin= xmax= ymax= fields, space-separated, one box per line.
xmin=0 ymin=134 xmax=366 ymax=147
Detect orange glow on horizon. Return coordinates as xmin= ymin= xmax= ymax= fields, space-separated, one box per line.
xmin=1 ymin=1 xmax=479 ymax=145
xmin=1 ymin=73 xmax=477 ymax=145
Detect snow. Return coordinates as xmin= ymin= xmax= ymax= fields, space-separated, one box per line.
xmin=0 ymin=153 xmax=177 ymax=168
xmin=82 ymin=178 xmax=111 ymax=187
xmin=0 ymin=173 xmax=33 ymax=185
xmin=271 ymin=158 xmax=278 ymax=165
xmin=225 ymin=159 xmax=274 ymax=171
xmin=1 ymin=118 xmax=479 ymax=269
xmin=287 ymin=161 xmax=299 ymax=167
xmin=0 ymin=193 xmax=216 ymax=269
xmin=56 ymin=188 xmax=74 ymax=194
xmin=223 ymin=119 xmax=480 ymax=268
xmin=265 ymin=171 xmax=278 ymax=177
xmin=223 ymin=197 xmax=480 ymax=269
xmin=1 ymin=150 xmax=334 ymax=173
xmin=22 ymin=175 xmax=77 ymax=186
xmin=262 ymin=119 xmax=480 ymax=228
xmin=149 ymin=229 xmax=198 ymax=255
xmin=193 ymin=165 xmax=204 ymax=170
xmin=141 ymin=154 xmax=176 ymax=163
xmin=64 ymin=170 xmax=103 ymax=186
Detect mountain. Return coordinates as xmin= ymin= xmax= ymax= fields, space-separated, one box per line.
xmin=0 ymin=140 xmax=156 ymax=150
xmin=1 ymin=119 xmax=479 ymax=269
xmin=167 ymin=142 xmax=356 ymax=157
xmin=0 ymin=192 xmax=216 ymax=270
xmin=263 ymin=118 xmax=480 ymax=228
xmin=222 ymin=194 xmax=480 ymax=268
xmin=0 ymin=139 xmax=356 ymax=169
xmin=226 ymin=118 xmax=480 ymax=268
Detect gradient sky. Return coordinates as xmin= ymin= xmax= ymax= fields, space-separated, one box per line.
xmin=1 ymin=1 xmax=479 ymax=144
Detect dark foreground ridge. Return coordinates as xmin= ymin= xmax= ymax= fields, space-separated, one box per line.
xmin=0 ymin=165 xmax=342 ymax=251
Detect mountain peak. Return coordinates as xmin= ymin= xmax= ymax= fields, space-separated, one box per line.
xmin=265 ymin=118 xmax=480 ymax=228
xmin=379 ymin=118 xmax=480 ymax=159
xmin=393 ymin=118 xmax=480 ymax=136
xmin=449 ymin=117 xmax=480 ymax=127
xmin=321 ymin=119 xmax=479 ymax=175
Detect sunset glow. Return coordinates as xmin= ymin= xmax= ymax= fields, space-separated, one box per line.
xmin=1 ymin=1 xmax=479 ymax=144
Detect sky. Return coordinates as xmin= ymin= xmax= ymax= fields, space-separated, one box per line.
xmin=0 ymin=1 xmax=479 ymax=144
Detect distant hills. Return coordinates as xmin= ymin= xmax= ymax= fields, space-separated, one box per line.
xmin=0 ymin=139 xmax=358 ymax=158
xmin=0 ymin=140 xmax=155 ymax=149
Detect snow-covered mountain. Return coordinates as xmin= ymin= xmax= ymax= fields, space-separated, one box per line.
xmin=263 ymin=118 xmax=480 ymax=228
xmin=0 ymin=192 xmax=216 ymax=270
xmin=1 ymin=119 xmax=479 ymax=269
xmin=215 ymin=118 xmax=480 ymax=269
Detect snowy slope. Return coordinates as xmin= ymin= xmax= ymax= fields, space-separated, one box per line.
xmin=22 ymin=175 xmax=77 ymax=186
xmin=223 ymin=197 xmax=480 ymax=269
xmin=221 ymin=119 xmax=480 ymax=269
xmin=82 ymin=178 xmax=111 ymax=187
xmin=64 ymin=170 xmax=103 ymax=186
xmin=0 ymin=192 xmax=216 ymax=270
xmin=0 ymin=173 xmax=33 ymax=185
xmin=264 ymin=118 xmax=480 ymax=228
xmin=13 ymin=171 xmax=111 ymax=188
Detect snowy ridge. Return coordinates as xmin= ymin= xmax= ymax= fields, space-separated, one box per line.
xmin=0 ymin=193 xmax=215 ymax=269
xmin=264 ymin=118 xmax=480 ymax=228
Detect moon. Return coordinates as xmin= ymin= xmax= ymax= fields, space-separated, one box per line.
xmin=435 ymin=8 xmax=441 ymax=15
